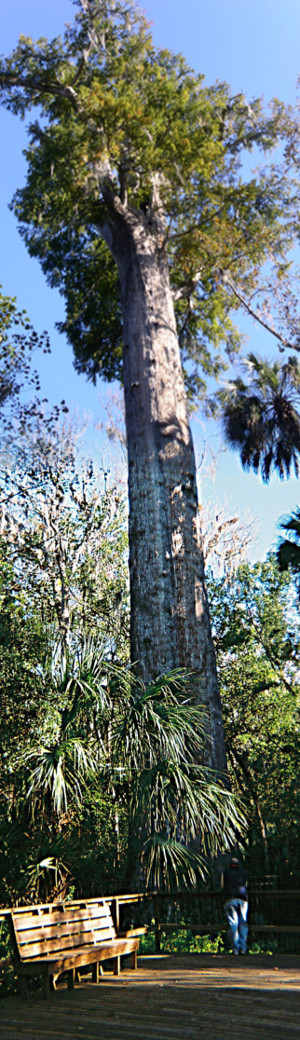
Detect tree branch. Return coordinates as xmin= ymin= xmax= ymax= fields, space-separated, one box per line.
xmin=223 ymin=273 xmax=297 ymax=352
xmin=0 ymin=71 xmax=79 ymax=111
xmin=172 ymin=270 xmax=203 ymax=303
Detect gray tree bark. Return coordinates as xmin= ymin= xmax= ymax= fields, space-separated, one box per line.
xmin=102 ymin=198 xmax=226 ymax=775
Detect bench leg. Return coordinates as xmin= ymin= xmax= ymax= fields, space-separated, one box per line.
xmin=130 ymin=950 xmax=138 ymax=970
xmin=67 ymin=968 xmax=76 ymax=991
xmin=92 ymin=961 xmax=102 ymax=983
xmin=19 ymin=976 xmax=30 ymax=1000
xmin=113 ymin=955 xmax=121 ymax=976
xmin=42 ymin=974 xmax=51 ymax=1000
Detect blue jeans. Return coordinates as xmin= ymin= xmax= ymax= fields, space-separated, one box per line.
xmin=224 ymin=899 xmax=248 ymax=953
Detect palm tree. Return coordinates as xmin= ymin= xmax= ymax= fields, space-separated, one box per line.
xmin=24 ymin=636 xmax=111 ymax=820
xmin=220 ymin=354 xmax=300 ymax=482
xmin=23 ymin=646 xmax=244 ymax=895
xmin=110 ymin=668 xmax=244 ymax=890
xmin=277 ymin=507 xmax=300 ymax=594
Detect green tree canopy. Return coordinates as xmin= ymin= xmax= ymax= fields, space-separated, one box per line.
xmin=0 ymin=0 xmax=298 ymax=398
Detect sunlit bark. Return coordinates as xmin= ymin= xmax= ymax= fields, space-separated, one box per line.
xmin=104 ymin=201 xmax=226 ymax=774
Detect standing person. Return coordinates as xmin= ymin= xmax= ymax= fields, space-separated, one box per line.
xmin=222 ymin=856 xmax=248 ymax=955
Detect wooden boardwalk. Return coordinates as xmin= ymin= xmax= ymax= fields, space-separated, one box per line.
xmin=1 ymin=954 xmax=299 ymax=1039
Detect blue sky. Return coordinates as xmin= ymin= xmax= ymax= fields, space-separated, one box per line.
xmin=0 ymin=0 xmax=299 ymax=561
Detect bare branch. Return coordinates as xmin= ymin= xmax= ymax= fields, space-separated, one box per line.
xmin=223 ymin=273 xmax=297 ymax=352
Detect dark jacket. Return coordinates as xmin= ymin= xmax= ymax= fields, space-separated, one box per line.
xmin=223 ymin=865 xmax=248 ymax=902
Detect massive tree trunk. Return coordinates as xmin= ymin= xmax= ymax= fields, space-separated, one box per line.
xmin=103 ymin=199 xmax=226 ymax=775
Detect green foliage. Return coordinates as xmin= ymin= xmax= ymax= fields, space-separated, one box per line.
xmin=248 ymin=938 xmax=278 ymax=956
xmin=105 ymin=666 xmax=245 ymax=890
xmin=139 ymin=927 xmax=225 ymax=955
xmin=0 ymin=542 xmax=48 ymax=785
xmin=0 ymin=922 xmax=18 ymax=998
xmin=0 ymin=660 xmax=245 ymax=903
xmin=139 ymin=928 xmax=279 ymax=956
xmin=0 ymin=1 xmax=299 ymax=398
xmin=0 ymin=421 xmax=131 ymax=904
xmin=208 ymin=557 xmax=300 ymax=880
xmin=0 ymin=421 xmax=244 ymax=905
xmin=0 ymin=419 xmax=130 ymax=653
xmin=0 ymin=285 xmax=50 ymax=429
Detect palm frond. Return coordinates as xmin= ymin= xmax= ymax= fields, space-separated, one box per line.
xmin=220 ymin=354 xmax=300 ymax=481
xmin=113 ymin=668 xmax=207 ymax=770
xmin=26 ymin=737 xmax=97 ymax=816
xmin=141 ymin=833 xmax=207 ymax=889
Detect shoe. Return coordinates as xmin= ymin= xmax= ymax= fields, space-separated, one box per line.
xmin=239 ymin=950 xmax=246 ymax=955
xmin=233 ymin=950 xmax=239 ymax=955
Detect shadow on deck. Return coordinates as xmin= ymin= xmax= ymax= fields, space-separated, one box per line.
xmin=1 ymin=954 xmax=299 ymax=1039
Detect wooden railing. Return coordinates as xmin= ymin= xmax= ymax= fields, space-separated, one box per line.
xmin=1 ymin=889 xmax=300 ymax=953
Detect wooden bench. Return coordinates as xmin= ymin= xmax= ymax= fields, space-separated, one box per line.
xmin=8 ymin=898 xmax=140 ymax=997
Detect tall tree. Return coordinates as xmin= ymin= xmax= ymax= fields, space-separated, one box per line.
xmin=0 ymin=0 xmax=299 ymax=770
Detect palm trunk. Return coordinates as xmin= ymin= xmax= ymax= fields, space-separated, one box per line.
xmin=103 ymin=201 xmax=226 ymax=775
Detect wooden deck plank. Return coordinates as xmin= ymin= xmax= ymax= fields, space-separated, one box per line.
xmin=0 ymin=955 xmax=299 ymax=1039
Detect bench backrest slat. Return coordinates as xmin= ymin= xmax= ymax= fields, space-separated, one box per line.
xmin=14 ymin=928 xmax=117 ymax=959
xmin=11 ymin=900 xmax=117 ymax=963
xmin=14 ymin=925 xmax=116 ymax=958
xmin=13 ymin=903 xmax=112 ymax=933
xmin=15 ymin=919 xmax=115 ymax=946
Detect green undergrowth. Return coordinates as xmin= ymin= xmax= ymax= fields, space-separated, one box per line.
xmin=140 ymin=928 xmax=225 ymax=955
xmin=139 ymin=928 xmax=279 ymax=957
xmin=0 ymin=922 xmax=18 ymax=998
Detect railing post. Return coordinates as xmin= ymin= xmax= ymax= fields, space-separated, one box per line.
xmin=154 ymin=895 xmax=161 ymax=952
xmin=112 ymin=897 xmax=120 ymax=932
